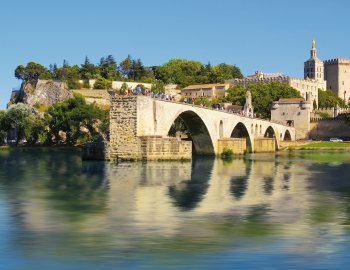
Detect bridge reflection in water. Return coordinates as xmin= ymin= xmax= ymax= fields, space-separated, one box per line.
xmin=1 ymin=148 xmax=350 ymax=265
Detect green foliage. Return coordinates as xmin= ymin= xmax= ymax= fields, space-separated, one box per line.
xmin=93 ymin=78 xmax=112 ymax=89
xmin=155 ymin=59 xmax=243 ymax=88
xmin=80 ymin=56 xmax=100 ymax=80
xmin=221 ymin=147 xmax=234 ymax=159
xmin=193 ymin=97 xmax=216 ymax=107
xmin=14 ymin=57 xmax=244 ymax=90
xmin=44 ymin=94 xmax=109 ymax=145
xmin=223 ymin=82 xmax=302 ymax=119
xmin=24 ymin=115 xmax=47 ymax=145
xmin=0 ymin=111 xmax=7 ymax=144
xmin=319 ymin=112 xmax=331 ymax=118
xmin=4 ymin=103 xmax=32 ymax=144
xmin=15 ymin=62 xmax=51 ymax=82
xmin=318 ymin=89 xmax=345 ymax=108
xmin=151 ymin=80 xmax=165 ymax=93
xmin=99 ymin=55 xmax=121 ymax=80
xmin=211 ymin=63 xmax=243 ymax=82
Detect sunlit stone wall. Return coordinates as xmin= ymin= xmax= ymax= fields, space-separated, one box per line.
xmin=217 ymin=138 xmax=246 ymax=155
xmin=109 ymin=96 xmax=192 ymax=161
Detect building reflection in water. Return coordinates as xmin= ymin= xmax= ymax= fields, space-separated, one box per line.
xmin=1 ymin=149 xmax=350 ymax=257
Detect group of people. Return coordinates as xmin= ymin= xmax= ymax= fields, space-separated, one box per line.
xmin=119 ymin=86 xmax=176 ymax=101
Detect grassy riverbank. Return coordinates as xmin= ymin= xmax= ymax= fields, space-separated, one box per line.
xmin=287 ymin=141 xmax=350 ymax=150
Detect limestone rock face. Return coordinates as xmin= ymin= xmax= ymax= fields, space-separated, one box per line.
xmin=19 ymin=80 xmax=72 ymax=106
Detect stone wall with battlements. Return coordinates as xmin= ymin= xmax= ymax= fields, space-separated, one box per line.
xmin=324 ymin=58 xmax=350 ymax=103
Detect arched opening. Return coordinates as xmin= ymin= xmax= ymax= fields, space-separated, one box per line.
xmin=264 ymin=126 xmax=276 ymax=138
xmin=231 ymin=122 xmax=252 ymax=152
xmin=219 ymin=120 xmax=223 ymax=139
xmin=284 ymin=130 xmax=292 ymax=141
xmin=255 ymin=124 xmax=258 ymax=136
xmin=168 ymin=111 xmax=215 ymax=155
xmin=264 ymin=126 xmax=278 ymax=150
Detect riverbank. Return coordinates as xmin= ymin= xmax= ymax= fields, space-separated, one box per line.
xmin=282 ymin=141 xmax=350 ymax=151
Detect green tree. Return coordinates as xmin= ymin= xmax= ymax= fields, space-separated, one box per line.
xmin=80 ymin=56 xmax=100 ymax=80
xmin=211 ymin=63 xmax=243 ymax=82
xmin=0 ymin=110 xmax=8 ymax=144
xmin=318 ymin=89 xmax=345 ymax=108
xmin=155 ymin=59 xmax=203 ymax=87
xmin=4 ymin=103 xmax=32 ymax=144
xmin=44 ymin=94 xmax=108 ymax=145
xmin=24 ymin=115 xmax=47 ymax=145
xmin=99 ymin=55 xmax=121 ymax=80
xmin=151 ymin=80 xmax=165 ymax=93
xmin=15 ymin=62 xmax=51 ymax=82
xmin=155 ymin=59 xmax=243 ymax=88
xmin=93 ymin=78 xmax=112 ymax=89
xmin=119 ymin=55 xmax=133 ymax=78
xmin=224 ymin=82 xmax=301 ymax=118
xmin=56 ymin=64 xmax=81 ymax=89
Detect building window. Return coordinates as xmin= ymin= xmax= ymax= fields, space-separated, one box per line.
xmin=343 ymin=81 xmax=344 ymax=85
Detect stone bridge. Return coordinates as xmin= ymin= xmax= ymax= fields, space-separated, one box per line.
xmin=108 ymin=96 xmax=295 ymax=160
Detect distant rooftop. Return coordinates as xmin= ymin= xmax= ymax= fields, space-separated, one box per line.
xmin=246 ymin=71 xmax=286 ymax=79
xmin=277 ymin=98 xmax=305 ymax=103
xmin=183 ymin=83 xmax=227 ymax=90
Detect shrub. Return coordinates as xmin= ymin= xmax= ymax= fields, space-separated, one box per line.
xmin=67 ymin=80 xmax=82 ymax=90
xmin=94 ymin=78 xmax=112 ymax=89
xmin=221 ymin=147 xmax=233 ymax=159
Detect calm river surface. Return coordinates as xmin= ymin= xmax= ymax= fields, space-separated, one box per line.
xmin=1 ymin=148 xmax=350 ymax=269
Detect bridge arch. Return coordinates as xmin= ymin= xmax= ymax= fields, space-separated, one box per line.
xmin=231 ymin=122 xmax=252 ymax=152
xmin=264 ymin=126 xmax=279 ymax=150
xmin=167 ymin=110 xmax=215 ymax=155
xmin=283 ymin=129 xmax=292 ymax=141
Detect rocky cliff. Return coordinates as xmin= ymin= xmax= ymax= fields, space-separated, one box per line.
xmin=15 ymin=80 xmax=73 ymax=106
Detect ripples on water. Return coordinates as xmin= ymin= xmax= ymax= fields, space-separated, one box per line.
xmin=1 ymin=148 xmax=350 ymax=269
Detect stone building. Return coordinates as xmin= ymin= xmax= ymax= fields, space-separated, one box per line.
xmin=304 ymin=39 xmax=324 ymax=81
xmin=181 ymin=83 xmax=229 ymax=98
xmin=324 ymin=59 xmax=350 ymax=104
xmin=271 ymin=98 xmax=311 ymax=140
xmin=226 ymin=39 xmax=329 ymax=109
xmin=226 ymin=75 xmax=324 ymax=110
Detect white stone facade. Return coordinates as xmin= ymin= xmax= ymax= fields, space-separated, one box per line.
xmin=324 ymin=59 xmax=350 ymax=103
xmin=181 ymin=84 xmax=229 ymax=98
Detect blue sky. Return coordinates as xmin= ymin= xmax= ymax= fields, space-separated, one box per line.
xmin=1 ymin=0 xmax=350 ymax=109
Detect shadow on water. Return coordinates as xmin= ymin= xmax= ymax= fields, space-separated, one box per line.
xmin=230 ymin=159 xmax=251 ymax=200
xmin=168 ymin=156 xmax=213 ymax=211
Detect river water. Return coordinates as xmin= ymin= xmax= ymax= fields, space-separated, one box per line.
xmin=1 ymin=148 xmax=350 ymax=269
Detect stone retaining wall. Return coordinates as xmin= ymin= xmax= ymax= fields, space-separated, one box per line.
xmin=139 ymin=136 xmax=192 ymax=160
xmin=217 ymin=138 xmax=246 ymax=155
xmin=254 ymin=138 xmax=275 ymax=152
